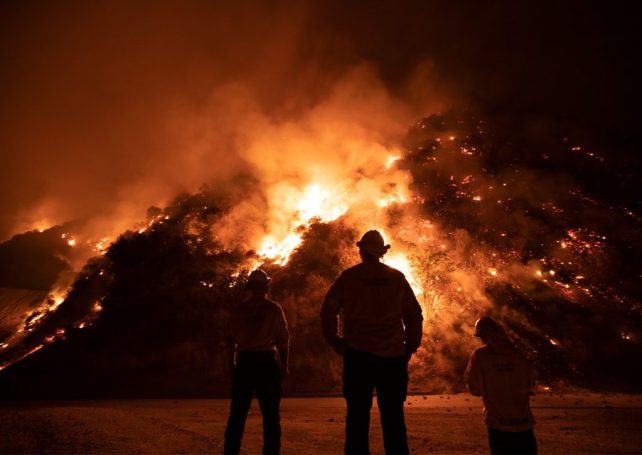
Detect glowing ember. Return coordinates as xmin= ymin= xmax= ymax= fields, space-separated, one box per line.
xmin=3 ymin=109 xmax=640 ymax=396
xmin=386 ymin=155 xmax=401 ymax=169
xmin=50 ymin=292 xmax=67 ymax=311
xmin=27 ymin=312 xmax=46 ymax=327
xmin=31 ymin=220 xmax=51 ymax=233
xmin=93 ymin=238 xmax=111 ymax=254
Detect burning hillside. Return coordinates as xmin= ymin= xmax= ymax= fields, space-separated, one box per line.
xmin=0 ymin=110 xmax=640 ymax=398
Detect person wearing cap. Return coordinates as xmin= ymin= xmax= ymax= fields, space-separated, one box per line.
xmin=321 ymin=230 xmax=423 ymax=455
xmin=223 ymin=269 xmax=289 ymax=455
xmin=465 ymin=316 xmax=537 ymax=455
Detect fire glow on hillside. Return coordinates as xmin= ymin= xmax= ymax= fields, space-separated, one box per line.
xmin=1 ymin=109 xmax=640 ymax=397
xmin=0 ymin=0 xmax=641 ymax=402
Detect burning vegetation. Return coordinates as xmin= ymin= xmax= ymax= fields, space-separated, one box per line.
xmin=0 ymin=111 xmax=641 ymax=398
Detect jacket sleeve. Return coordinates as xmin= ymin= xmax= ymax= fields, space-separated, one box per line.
xmin=320 ymin=274 xmax=344 ymax=349
xmin=401 ymin=278 xmax=423 ymax=353
xmin=275 ymin=305 xmax=290 ymax=349
xmin=526 ymin=356 xmax=535 ymax=393
xmin=223 ymin=310 xmax=236 ymax=349
xmin=465 ymin=350 xmax=482 ymax=396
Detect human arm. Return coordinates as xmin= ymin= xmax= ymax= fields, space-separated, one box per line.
xmin=224 ymin=336 xmax=236 ymax=381
xmin=464 ymin=350 xmax=482 ymax=397
xmin=401 ymin=279 xmax=423 ymax=358
xmin=227 ymin=344 xmax=236 ymax=373
xmin=277 ymin=344 xmax=289 ymax=378
xmin=275 ymin=306 xmax=290 ymax=377
xmin=527 ymin=356 xmax=535 ymax=395
xmin=320 ymin=275 xmax=345 ymax=355
xmin=223 ymin=313 xmax=237 ymax=378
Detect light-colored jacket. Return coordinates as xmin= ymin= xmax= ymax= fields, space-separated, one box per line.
xmin=321 ymin=261 xmax=423 ymax=357
xmin=465 ymin=344 xmax=535 ymax=432
xmin=226 ymin=298 xmax=289 ymax=352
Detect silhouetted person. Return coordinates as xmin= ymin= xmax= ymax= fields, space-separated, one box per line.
xmin=224 ymin=269 xmax=289 ymax=455
xmin=321 ymin=230 xmax=423 ymax=455
xmin=465 ymin=316 xmax=537 ymax=455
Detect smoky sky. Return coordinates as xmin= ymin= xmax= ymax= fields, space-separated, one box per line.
xmin=1 ymin=0 xmax=640 ymax=240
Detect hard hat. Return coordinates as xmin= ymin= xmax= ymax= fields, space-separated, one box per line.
xmin=246 ymin=269 xmax=270 ymax=288
xmin=356 ymin=230 xmax=391 ymax=257
xmin=474 ymin=316 xmax=503 ymax=337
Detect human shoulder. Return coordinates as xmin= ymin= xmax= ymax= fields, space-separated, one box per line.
xmin=332 ymin=264 xmax=362 ymax=284
xmin=379 ymin=262 xmax=409 ymax=284
xmin=229 ymin=299 xmax=248 ymax=313
xmin=386 ymin=263 xmax=406 ymax=277
xmin=341 ymin=264 xmax=363 ymax=276
xmin=266 ymin=298 xmax=285 ymax=313
xmin=471 ymin=344 xmax=493 ymax=360
xmin=268 ymin=297 xmax=282 ymax=306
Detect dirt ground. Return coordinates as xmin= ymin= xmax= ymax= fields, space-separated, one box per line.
xmin=1 ymin=394 xmax=641 ymax=454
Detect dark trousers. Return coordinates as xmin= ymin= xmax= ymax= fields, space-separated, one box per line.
xmin=488 ymin=427 xmax=537 ymax=455
xmin=343 ymin=348 xmax=409 ymax=455
xmin=224 ymin=351 xmax=282 ymax=455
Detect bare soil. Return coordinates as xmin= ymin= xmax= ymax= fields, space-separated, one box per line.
xmin=1 ymin=394 xmax=641 ymax=454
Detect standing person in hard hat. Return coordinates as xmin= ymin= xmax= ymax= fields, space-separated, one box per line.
xmin=321 ymin=230 xmax=423 ymax=455
xmin=224 ymin=269 xmax=289 ymax=455
xmin=465 ymin=316 xmax=537 ymax=455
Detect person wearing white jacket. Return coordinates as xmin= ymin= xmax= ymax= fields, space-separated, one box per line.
xmin=465 ymin=316 xmax=537 ymax=455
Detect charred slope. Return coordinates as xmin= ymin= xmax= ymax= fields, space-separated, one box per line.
xmin=0 ymin=187 xmax=357 ymax=398
xmin=0 ymin=226 xmax=355 ymax=399
xmin=0 ymin=190 xmax=245 ymax=398
xmin=402 ymin=113 xmax=642 ymax=390
xmin=1 ymin=114 xmax=642 ymax=397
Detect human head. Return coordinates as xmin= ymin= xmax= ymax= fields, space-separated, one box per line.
xmin=474 ymin=316 xmax=508 ymax=344
xmin=246 ymin=269 xmax=270 ymax=295
xmin=356 ymin=230 xmax=390 ymax=262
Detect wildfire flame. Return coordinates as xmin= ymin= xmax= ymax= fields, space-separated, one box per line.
xmin=2 ymin=109 xmax=640 ymax=393
xmin=256 ymin=183 xmax=349 ymax=265
xmin=246 ymin=153 xmax=422 ymax=298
